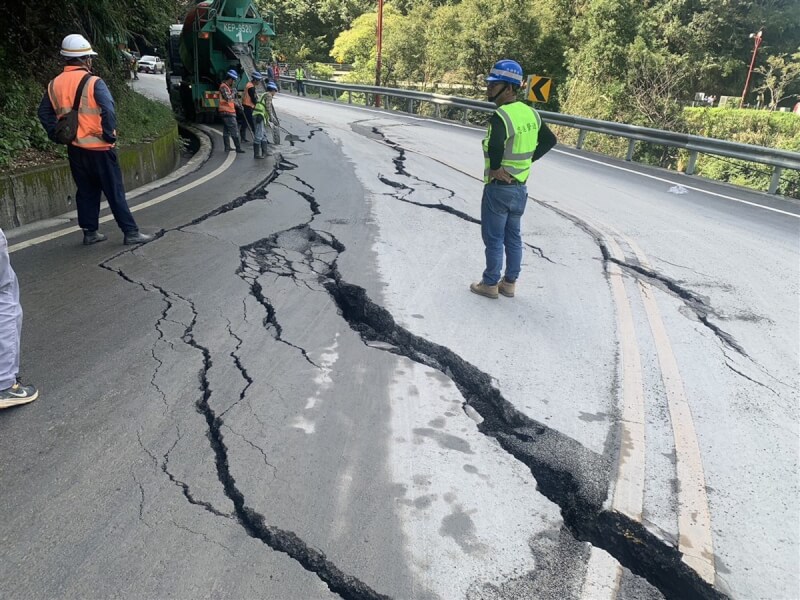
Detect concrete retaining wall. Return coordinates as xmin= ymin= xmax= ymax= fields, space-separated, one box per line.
xmin=0 ymin=126 xmax=180 ymax=229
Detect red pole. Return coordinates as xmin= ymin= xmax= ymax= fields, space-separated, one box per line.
xmin=741 ymin=29 xmax=763 ymax=107
xmin=375 ymin=0 xmax=383 ymax=107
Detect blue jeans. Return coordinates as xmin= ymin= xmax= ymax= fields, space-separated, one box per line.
xmin=481 ymin=181 xmax=528 ymax=285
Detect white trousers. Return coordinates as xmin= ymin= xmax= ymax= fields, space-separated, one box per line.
xmin=0 ymin=229 xmax=22 ymax=390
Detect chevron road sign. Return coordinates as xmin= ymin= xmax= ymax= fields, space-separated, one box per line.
xmin=526 ymin=75 xmax=553 ymax=103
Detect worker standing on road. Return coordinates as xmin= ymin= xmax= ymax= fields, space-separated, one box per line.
xmin=252 ymin=81 xmax=279 ymax=159
xmin=0 ymin=228 xmax=38 ymax=409
xmin=219 ymin=69 xmax=245 ymax=153
xmin=470 ymin=59 xmax=556 ymax=299
xmin=37 ymin=34 xmax=154 ymax=246
xmin=295 ymin=64 xmax=306 ymax=96
xmin=241 ymin=71 xmax=261 ymax=143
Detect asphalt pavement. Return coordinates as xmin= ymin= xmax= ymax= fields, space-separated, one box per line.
xmin=0 ymin=73 xmax=797 ymax=600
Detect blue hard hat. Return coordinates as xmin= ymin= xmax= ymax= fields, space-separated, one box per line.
xmin=251 ymin=71 xmax=263 ymax=80
xmin=267 ymin=81 xmax=278 ymax=91
xmin=486 ymin=59 xmax=523 ymax=85
xmin=226 ymin=69 xmax=239 ymax=79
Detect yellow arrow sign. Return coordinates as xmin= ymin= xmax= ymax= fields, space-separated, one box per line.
xmin=527 ymin=75 xmax=553 ymax=103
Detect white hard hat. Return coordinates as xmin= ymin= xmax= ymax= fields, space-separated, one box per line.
xmin=60 ymin=34 xmax=98 ymax=58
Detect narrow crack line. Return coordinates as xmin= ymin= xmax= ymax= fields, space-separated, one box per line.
xmin=168 ymin=517 xmax=235 ymax=555
xmin=524 ymin=241 xmax=558 ymax=264
xmin=379 ymin=174 xmax=481 ymax=224
xmin=274 ymin=180 xmax=321 ymax=215
xmin=130 ymin=465 xmax=151 ymax=528
xmin=723 ymin=361 xmax=779 ymax=395
xmin=290 ymin=224 xmax=726 ymax=600
xmin=614 ymin=258 xmax=747 ymax=357
xmin=161 ymin=425 xmax=233 ymax=520
xmin=225 ymin=318 xmax=254 ymax=402
xmin=177 ymin=172 xmax=278 ymax=231
xmin=237 ymin=254 xmax=321 ymax=369
xmin=288 ymin=173 xmax=316 ymax=192
xmin=222 ymin=423 xmax=279 ymax=481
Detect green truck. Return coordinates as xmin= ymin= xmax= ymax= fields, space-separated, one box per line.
xmin=167 ymin=0 xmax=275 ymax=122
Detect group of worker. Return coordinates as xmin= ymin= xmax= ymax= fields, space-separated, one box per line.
xmin=218 ymin=69 xmax=280 ymax=159
xmin=3 ymin=33 xmax=554 ymax=409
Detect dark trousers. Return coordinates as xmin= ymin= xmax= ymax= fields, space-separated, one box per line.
xmin=68 ymin=146 xmax=138 ymax=233
xmin=297 ymin=80 xmax=305 ymax=96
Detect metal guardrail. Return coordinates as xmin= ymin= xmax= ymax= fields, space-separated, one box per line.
xmin=279 ymin=77 xmax=800 ymax=195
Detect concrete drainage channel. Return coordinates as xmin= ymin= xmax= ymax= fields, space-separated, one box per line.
xmin=98 ymin=125 xmax=727 ymax=600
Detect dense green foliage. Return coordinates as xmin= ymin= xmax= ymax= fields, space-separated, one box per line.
xmin=683 ymin=107 xmax=800 ymax=196
xmin=0 ymin=0 xmax=184 ymax=170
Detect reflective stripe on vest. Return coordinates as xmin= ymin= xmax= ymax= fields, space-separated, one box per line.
xmin=243 ymin=82 xmax=255 ymax=108
xmin=482 ymin=102 xmax=540 ymax=184
xmin=296 ymin=67 xmax=305 ymax=80
xmin=218 ymin=82 xmax=236 ymax=114
xmin=47 ymin=66 xmax=112 ymax=150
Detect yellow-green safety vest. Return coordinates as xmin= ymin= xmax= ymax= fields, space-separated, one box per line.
xmin=296 ymin=67 xmax=306 ymax=80
xmin=482 ymin=101 xmax=541 ymax=184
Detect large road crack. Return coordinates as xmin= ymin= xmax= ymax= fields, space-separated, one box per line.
xmin=238 ymin=211 xmax=724 ymax=599
xmin=101 ymin=158 xmax=390 ymax=600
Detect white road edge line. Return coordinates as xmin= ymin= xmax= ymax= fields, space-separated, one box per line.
xmin=551 ymin=148 xmax=799 ymax=219
xmin=9 ymin=128 xmax=233 ymax=254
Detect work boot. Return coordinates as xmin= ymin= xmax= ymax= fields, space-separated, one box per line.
xmin=469 ymin=281 xmax=499 ymax=299
xmin=234 ymin=144 xmax=246 ymax=154
xmin=83 ymin=230 xmax=107 ymax=245
xmin=223 ymin=135 xmax=232 ymax=152
xmin=0 ymin=382 xmax=39 ymax=409
xmin=124 ymin=230 xmax=154 ymax=245
xmin=498 ymin=277 xmax=516 ymax=298
xmin=254 ymin=143 xmax=263 ymax=159
xmin=261 ymin=141 xmax=269 ymax=156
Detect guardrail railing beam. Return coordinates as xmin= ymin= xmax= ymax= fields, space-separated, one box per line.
xmin=278 ymin=76 xmax=800 ymax=196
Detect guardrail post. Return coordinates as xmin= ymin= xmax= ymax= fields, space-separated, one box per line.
xmin=348 ymin=90 xmax=352 ymax=104
xmin=462 ymin=109 xmax=468 ymax=124
xmin=686 ymin=151 xmax=698 ymax=175
xmin=407 ymin=98 xmax=413 ymax=114
xmin=625 ymin=139 xmax=636 ymax=161
xmin=434 ymin=104 xmax=440 ymax=119
xmin=577 ymin=130 xmax=587 ymax=150
xmin=769 ymin=167 xmax=783 ymax=194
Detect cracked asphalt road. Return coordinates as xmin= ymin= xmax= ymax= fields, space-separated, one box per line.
xmin=1 ymin=80 xmax=798 ymax=600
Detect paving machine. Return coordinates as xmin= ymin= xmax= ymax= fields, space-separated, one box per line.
xmin=167 ymin=0 xmax=275 ymax=122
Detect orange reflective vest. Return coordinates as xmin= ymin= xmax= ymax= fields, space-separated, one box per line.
xmin=219 ymin=82 xmax=236 ymax=114
xmin=243 ymin=82 xmax=255 ymax=108
xmin=47 ymin=66 xmax=112 ymax=150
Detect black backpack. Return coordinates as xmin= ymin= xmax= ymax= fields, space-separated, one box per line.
xmin=52 ymin=73 xmax=93 ymax=145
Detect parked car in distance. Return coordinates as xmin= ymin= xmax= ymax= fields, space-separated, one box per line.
xmin=138 ymin=55 xmax=165 ymax=74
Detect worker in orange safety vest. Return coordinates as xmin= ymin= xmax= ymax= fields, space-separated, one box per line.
xmin=37 ymin=34 xmax=153 ymax=246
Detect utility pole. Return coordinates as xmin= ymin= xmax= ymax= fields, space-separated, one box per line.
xmin=375 ymin=0 xmax=383 ymax=108
xmin=741 ymin=29 xmax=764 ymax=107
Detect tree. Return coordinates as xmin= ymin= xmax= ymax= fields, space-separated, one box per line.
xmin=754 ymin=50 xmax=800 ymax=110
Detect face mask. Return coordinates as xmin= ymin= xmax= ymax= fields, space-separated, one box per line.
xmin=488 ymin=83 xmax=506 ymax=103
